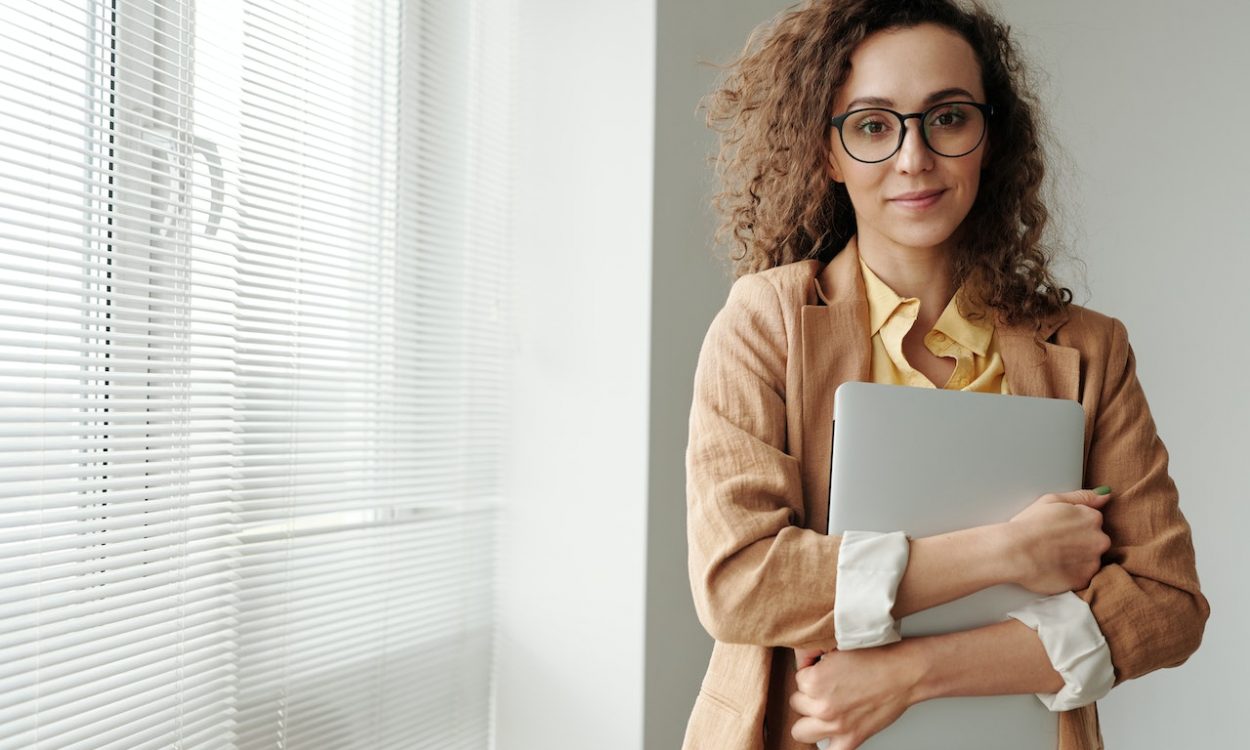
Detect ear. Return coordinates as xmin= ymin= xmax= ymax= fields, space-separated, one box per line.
xmin=826 ymin=149 xmax=844 ymax=183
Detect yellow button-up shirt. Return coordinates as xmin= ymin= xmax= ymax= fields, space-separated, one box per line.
xmin=859 ymin=254 xmax=1010 ymax=394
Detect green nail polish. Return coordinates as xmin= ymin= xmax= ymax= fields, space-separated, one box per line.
xmin=1093 ymin=485 xmax=1111 ymax=495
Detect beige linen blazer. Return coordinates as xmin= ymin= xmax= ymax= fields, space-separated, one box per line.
xmin=683 ymin=241 xmax=1209 ymax=750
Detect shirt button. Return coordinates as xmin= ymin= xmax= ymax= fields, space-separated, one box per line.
xmin=931 ymin=332 xmax=947 ymax=342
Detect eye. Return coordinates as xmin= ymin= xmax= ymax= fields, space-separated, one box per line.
xmin=848 ymin=111 xmax=895 ymax=138
xmin=927 ymin=105 xmax=969 ymax=129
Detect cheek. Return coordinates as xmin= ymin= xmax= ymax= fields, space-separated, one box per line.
xmin=971 ymin=143 xmax=991 ymax=179
xmin=840 ymin=164 xmax=884 ymax=203
xmin=948 ymin=154 xmax=986 ymax=196
xmin=963 ymin=162 xmax=985 ymax=199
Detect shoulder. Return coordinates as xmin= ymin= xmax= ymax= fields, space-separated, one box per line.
xmin=1048 ymin=303 xmax=1139 ymax=402
xmin=1050 ymin=303 xmax=1131 ymax=367
xmin=729 ymin=260 xmax=822 ymax=303
xmin=699 ymin=261 xmax=823 ymax=374
xmin=721 ymin=260 xmax=823 ymax=324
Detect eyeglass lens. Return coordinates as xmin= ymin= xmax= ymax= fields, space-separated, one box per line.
xmin=840 ymin=103 xmax=986 ymax=162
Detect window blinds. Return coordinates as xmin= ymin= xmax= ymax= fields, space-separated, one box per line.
xmin=0 ymin=0 xmax=512 ymax=747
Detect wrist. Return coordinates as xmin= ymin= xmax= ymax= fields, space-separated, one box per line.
xmin=987 ymin=521 xmax=1027 ymax=587
xmin=905 ymin=630 xmax=975 ymax=705
xmin=958 ymin=522 xmax=1021 ymax=591
xmin=895 ymin=637 xmax=937 ymax=706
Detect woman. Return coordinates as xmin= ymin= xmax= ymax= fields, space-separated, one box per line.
xmin=684 ymin=1 xmax=1209 ymax=749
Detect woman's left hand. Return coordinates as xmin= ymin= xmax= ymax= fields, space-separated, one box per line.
xmin=789 ymin=643 xmax=925 ymax=750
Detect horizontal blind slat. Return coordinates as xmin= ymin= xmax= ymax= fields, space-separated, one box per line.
xmin=1 ymin=0 xmax=510 ymax=747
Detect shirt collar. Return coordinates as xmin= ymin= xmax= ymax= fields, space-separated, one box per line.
xmin=858 ymin=253 xmax=910 ymax=337
xmin=857 ymin=253 xmax=994 ymax=356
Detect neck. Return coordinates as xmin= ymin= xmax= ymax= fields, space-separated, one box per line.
xmin=855 ymin=230 xmax=957 ymax=323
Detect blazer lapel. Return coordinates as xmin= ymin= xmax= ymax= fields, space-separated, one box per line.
xmin=797 ymin=241 xmax=870 ymax=532
xmin=997 ymin=312 xmax=1088 ymax=464
xmin=996 ymin=318 xmax=1080 ymax=403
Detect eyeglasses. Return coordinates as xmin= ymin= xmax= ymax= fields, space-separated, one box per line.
xmin=829 ymin=101 xmax=994 ymax=164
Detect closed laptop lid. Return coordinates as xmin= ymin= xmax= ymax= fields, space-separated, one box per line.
xmin=825 ymin=382 xmax=1085 ymax=749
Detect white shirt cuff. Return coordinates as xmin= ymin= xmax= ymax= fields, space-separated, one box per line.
xmin=1006 ymin=592 xmax=1116 ymax=711
xmin=834 ymin=530 xmax=910 ymax=650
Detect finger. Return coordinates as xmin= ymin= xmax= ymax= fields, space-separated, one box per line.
xmin=793 ymin=717 xmax=862 ymax=750
xmin=794 ymin=647 xmax=824 ymax=670
xmin=791 ymin=715 xmax=838 ymax=745
xmin=794 ymin=657 xmax=825 ymax=693
xmin=788 ymin=688 xmax=827 ymax=719
xmin=1060 ymin=487 xmax=1113 ymax=509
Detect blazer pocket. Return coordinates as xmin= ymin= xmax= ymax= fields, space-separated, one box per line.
xmin=684 ymin=689 xmax=759 ymax=750
xmin=698 ymin=686 xmax=742 ymax=716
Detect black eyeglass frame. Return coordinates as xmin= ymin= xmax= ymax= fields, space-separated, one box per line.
xmin=828 ymin=101 xmax=995 ymax=164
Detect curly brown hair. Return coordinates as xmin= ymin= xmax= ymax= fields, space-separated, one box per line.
xmin=701 ymin=0 xmax=1072 ymax=329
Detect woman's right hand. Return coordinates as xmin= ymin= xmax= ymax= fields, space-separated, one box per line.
xmin=1004 ymin=489 xmax=1113 ymax=595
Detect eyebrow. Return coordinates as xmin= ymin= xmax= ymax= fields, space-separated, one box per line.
xmin=844 ymin=87 xmax=977 ymax=111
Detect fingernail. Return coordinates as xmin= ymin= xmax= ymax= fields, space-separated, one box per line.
xmin=1093 ymin=485 xmax=1111 ymax=495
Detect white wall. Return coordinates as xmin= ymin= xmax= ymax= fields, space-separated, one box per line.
xmin=495 ymin=1 xmax=655 ymax=749
xmin=993 ymin=2 xmax=1248 ymax=746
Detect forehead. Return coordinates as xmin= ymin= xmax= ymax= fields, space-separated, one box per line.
xmin=834 ymin=23 xmax=984 ymax=110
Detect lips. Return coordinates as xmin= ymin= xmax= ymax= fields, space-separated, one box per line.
xmin=889 ymin=188 xmax=946 ymax=209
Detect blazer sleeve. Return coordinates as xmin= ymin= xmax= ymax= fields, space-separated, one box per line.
xmin=686 ymin=273 xmax=841 ymax=650
xmin=1077 ymin=317 xmax=1210 ymax=684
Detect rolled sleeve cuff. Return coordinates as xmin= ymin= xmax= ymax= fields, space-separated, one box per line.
xmin=1006 ymin=591 xmax=1116 ymax=711
xmin=834 ymin=530 xmax=910 ymax=650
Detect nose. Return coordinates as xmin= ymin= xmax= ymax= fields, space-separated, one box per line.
xmin=895 ymin=117 xmax=933 ymax=174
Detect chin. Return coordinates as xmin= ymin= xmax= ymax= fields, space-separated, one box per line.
xmin=885 ymin=226 xmax=960 ymax=252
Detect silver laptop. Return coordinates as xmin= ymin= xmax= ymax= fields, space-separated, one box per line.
xmin=824 ymin=382 xmax=1085 ymax=750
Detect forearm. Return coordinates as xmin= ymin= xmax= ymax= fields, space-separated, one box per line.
xmin=889 ymin=487 xmax=1111 ymax=622
xmin=790 ymin=618 xmax=1067 ymax=746
xmin=904 ymin=619 xmax=1064 ymax=703
xmin=891 ymin=522 xmax=1016 ymax=619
